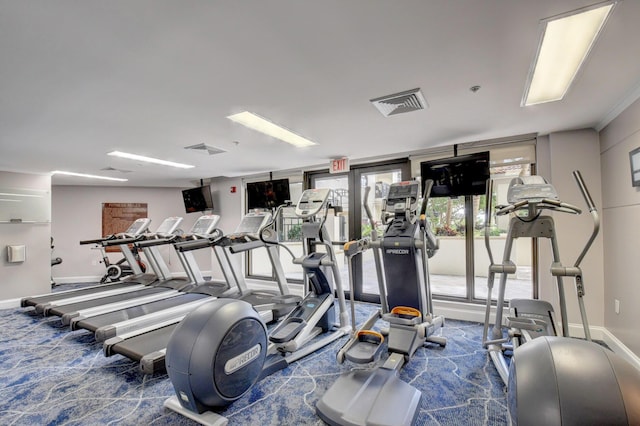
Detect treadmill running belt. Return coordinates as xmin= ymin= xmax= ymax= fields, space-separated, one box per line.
xmin=109 ymin=323 xmax=178 ymax=364
xmin=45 ymin=287 xmax=172 ymax=317
xmin=21 ymin=282 xmax=139 ymax=308
xmin=74 ymin=293 xmax=207 ymax=332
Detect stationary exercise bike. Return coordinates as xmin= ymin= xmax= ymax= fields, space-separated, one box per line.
xmin=50 ymin=237 xmax=62 ymax=288
xmin=317 ymin=180 xmax=446 ymax=426
xmin=163 ymin=188 xmax=350 ymax=425
xmin=94 ymin=240 xmax=147 ymax=284
xmin=482 ymin=170 xmax=640 ymax=425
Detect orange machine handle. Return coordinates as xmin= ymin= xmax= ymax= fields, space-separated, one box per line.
xmin=390 ymin=306 xmax=421 ymax=318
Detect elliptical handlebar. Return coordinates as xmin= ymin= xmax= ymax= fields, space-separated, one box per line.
xmin=495 ymin=199 xmax=581 ymax=216
xmin=573 ymin=170 xmax=597 ymax=212
xmin=420 ymin=179 xmax=439 ymax=256
xmin=572 ymin=170 xmax=600 ymax=268
xmin=362 ymin=186 xmax=379 ymax=242
xmin=419 ymin=179 xmax=432 ymax=217
xmin=484 ymin=178 xmax=495 ymax=266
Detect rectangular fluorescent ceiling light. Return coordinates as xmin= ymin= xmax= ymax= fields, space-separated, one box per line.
xmin=108 ymin=151 xmax=195 ymax=169
xmin=51 ymin=171 xmax=128 ymax=182
xmin=227 ymin=111 xmax=316 ymax=147
xmin=522 ymin=1 xmax=616 ymax=106
xmin=0 ymin=192 xmax=44 ymax=198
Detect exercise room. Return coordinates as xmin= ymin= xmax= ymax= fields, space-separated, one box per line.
xmin=1 ymin=1 xmax=639 ymax=425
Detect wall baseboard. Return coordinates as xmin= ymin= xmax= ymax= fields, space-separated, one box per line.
xmin=600 ymin=327 xmax=640 ymax=371
xmin=0 ymin=298 xmax=21 ymax=309
xmin=52 ymin=271 xmax=212 ymax=285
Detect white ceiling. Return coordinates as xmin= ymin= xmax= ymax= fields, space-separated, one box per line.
xmin=1 ymin=0 xmax=640 ymax=187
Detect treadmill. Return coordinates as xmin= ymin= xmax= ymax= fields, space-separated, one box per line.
xmin=68 ymin=215 xmax=224 ymax=337
xmin=102 ymin=212 xmax=299 ymax=374
xmin=34 ymin=216 xmax=185 ymax=317
xmin=20 ymin=218 xmax=152 ymax=309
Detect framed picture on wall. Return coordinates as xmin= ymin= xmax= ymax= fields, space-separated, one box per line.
xmin=102 ymin=202 xmax=148 ymax=252
xmin=630 ymin=147 xmax=640 ymax=187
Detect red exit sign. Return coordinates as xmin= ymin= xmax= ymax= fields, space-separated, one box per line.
xmin=330 ymin=157 xmax=349 ymax=174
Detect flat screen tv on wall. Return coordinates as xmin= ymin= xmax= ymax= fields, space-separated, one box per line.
xmin=246 ymin=178 xmax=291 ymax=210
xmin=182 ymin=186 xmax=214 ymax=213
xmin=420 ymin=151 xmax=490 ymax=197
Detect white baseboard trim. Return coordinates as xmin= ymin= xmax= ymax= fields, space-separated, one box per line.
xmin=53 ymin=275 xmax=102 ymax=284
xmin=601 ymin=328 xmax=640 ymax=371
xmin=52 ymin=270 xmax=214 ymax=285
xmin=0 ymin=298 xmax=21 ymax=309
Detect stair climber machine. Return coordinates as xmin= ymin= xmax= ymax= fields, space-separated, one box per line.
xmin=482 ymin=171 xmax=640 ymax=426
xmin=316 ymin=180 xmax=446 ymax=426
xmin=65 ymin=214 xmax=222 ymax=336
xmin=21 ymin=217 xmax=153 ymax=309
xmin=26 ymin=217 xmax=185 ymax=318
xmin=100 ymin=211 xmax=300 ymax=375
xmin=163 ymin=188 xmax=351 ymax=426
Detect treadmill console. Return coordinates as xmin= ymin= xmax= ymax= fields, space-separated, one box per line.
xmin=295 ymin=188 xmax=331 ymax=218
xmin=190 ymin=215 xmax=220 ymax=235
xmin=154 ymin=217 xmax=184 ymax=235
xmin=123 ymin=218 xmax=152 ymax=236
xmin=234 ymin=212 xmax=271 ymax=236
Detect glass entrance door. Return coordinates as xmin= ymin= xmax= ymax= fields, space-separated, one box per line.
xmin=308 ymin=160 xmax=410 ymax=303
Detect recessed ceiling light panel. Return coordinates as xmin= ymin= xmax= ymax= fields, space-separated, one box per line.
xmin=51 ymin=171 xmax=128 ymax=182
xmin=522 ymin=1 xmax=617 ymax=106
xmin=107 ymin=151 xmax=195 ymax=169
xmin=227 ymin=111 xmax=316 ymax=148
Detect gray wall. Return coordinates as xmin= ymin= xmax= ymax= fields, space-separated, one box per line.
xmin=51 ymin=185 xmax=216 ymax=283
xmin=0 ymin=171 xmax=51 ymax=299
xmin=599 ymin=97 xmax=640 ymax=356
xmin=544 ymin=129 xmax=605 ymax=330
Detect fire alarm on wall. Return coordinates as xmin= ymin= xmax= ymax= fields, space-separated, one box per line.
xmin=230 ymin=186 xmax=237 ymax=193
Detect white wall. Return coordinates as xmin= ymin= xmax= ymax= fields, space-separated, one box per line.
xmin=541 ymin=129 xmax=605 ymax=330
xmin=0 ymin=171 xmax=51 ymax=299
xmin=599 ymin=97 xmax=640 ymax=357
xmin=51 ymin=185 xmax=215 ymax=283
xmin=207 ymin=176 xmax=244 ymax=281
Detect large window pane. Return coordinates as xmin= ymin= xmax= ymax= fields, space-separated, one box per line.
xmin=427 ymin=195 xmax=467 ymax=297
xmin=473 ymin=164 xmax=533 ymax=301
xmin=248 ymin=182 xmax=304 ymax=281
xmin=360 ymin=170 xmax=403 ymax=296
xmin=312 ymin=176 xmax=350 ymax=290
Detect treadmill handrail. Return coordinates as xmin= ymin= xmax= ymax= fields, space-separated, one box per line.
xmin=135 ymin=235 xmax=180 ymax=248
xmin=101 ymin=235 xmax=145 ymax=246
xmin=80 ymin=235 xmax=118 ymax=245
xmin=174 ymin=236 xmax=221 ymax=252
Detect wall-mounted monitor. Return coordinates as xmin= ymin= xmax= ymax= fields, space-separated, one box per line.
xmin=182 ymin=185 xmax=214 ymax=213
xmin=246 ymin=178 xmax=291 ymax=210
xmin=420 ymin=151 xmax=490 ymax=197
xmin=630 ymin=147 xmax=640 ymax=187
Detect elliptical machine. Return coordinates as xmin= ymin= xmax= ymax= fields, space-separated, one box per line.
xmin=163 ymin=188 xmax=350 ymax=425
xmin=482 ymin=170 xmax=640 ymax=425
xmin=317 ymin=180 xmax=446 ymax=426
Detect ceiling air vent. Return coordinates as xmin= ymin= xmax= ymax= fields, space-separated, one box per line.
xmin=370 ymin=88 xmax=427 ymax=117
xmin=184 ymin=143 xmax=227 ymax=155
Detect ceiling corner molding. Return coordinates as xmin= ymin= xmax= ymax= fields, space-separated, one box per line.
xmin=596 ymin=79 xmax=640 ymax=131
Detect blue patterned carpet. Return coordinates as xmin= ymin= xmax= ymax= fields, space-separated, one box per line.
xmin=0 ymin=286 xmax=508 ymax=425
